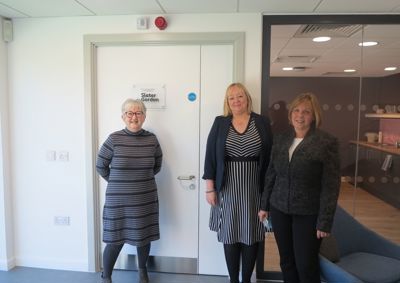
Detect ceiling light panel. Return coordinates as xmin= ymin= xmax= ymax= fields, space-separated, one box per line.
xmin=359 ymin=41 xmax=378 ymax=46
xmin=313 ymin=36 xmax=331 ymax=42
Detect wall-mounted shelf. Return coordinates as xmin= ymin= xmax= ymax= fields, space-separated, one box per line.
xmin=350 ymin=140 xmax=400 ymax=156
xmin=365 ymin=113 xmax=400 ymax=119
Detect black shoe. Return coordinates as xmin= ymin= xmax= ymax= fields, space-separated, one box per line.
xmin=138 ymin=268 xmax=149 ymax=283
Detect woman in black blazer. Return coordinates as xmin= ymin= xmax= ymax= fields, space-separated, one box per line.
xmin=203 ymin=83 xmax=272 ymax=283
xmin=259 ymin=93 xmax=340 ymax=283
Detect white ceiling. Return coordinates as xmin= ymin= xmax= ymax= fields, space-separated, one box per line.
xmin=270 ymin=23 xmax=400 ymax=77
xmin=1 ymin=0 xmax=400 ymax=77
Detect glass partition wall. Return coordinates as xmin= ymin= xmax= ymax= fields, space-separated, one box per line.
xmin=355 ymin=24 xmax=400 ymax=243
xmin=259 ymin=15 xmax=400 ymax=281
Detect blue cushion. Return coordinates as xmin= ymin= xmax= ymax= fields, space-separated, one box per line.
xmin=320 ymin=255 xmax=363 ymax=283
xmin=337 ymin=252 xmax=400 ymax=283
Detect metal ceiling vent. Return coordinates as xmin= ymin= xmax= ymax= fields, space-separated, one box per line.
xmin=322 ymin=71 xmax=357 ymax=76
xmin=294 ymin=24 xmax=363 ymax=38
xmin=275 ymin=55 xmax=318 ymax=64
xmin=292 ymin=66 xmax=307 ymax=71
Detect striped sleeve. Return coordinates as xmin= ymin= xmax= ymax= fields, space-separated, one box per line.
xmin=153 ymin=136 xmax=163 ymax=175
xmin=96 ymin=135 xmax=114 ymax=181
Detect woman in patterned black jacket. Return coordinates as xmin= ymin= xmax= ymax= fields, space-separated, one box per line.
xmin=258 ymin=93 xmax=340 ymax=283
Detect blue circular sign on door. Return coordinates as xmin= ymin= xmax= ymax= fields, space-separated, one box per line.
xmin=188 ymin=92 xmax=197 ymax=102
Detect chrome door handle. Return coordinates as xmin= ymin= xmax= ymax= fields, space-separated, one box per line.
xmin=177 ymin=175 xmax=195 ymax=180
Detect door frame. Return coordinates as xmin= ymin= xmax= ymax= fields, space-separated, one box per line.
xmin=83 ymin=32 xmax=244 ymax=272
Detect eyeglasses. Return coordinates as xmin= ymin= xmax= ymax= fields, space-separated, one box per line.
xmin=125 ymin=111 xmax=144 ymax=118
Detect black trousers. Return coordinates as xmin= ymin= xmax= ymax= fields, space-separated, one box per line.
xmin=270 ymin=206 xmax=322 ymax=283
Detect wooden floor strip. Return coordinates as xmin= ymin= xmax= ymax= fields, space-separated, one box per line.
xmin=263 ymin=181 xmax=400 ymax=271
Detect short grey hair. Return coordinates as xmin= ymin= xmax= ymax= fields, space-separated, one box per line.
xmin=121 ymin=99 xmax=147 ymax=115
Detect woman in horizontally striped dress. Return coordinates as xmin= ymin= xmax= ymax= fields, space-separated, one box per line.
xmin=96 ymin=99 xmax=163 ymax=283
xmin=203 ymin=83 xmax=273 ymax=283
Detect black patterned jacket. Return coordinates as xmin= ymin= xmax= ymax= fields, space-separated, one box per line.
xmin=260 ymin=127 xmax=340 ymax=232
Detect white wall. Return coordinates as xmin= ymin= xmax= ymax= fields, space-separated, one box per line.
xmin=6 ymin=13 xmax=262 ymax=271
xmin=0 ymin=17 xmax=15 ymax=271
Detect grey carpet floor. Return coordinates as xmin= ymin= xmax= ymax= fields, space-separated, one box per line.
xmin=0 ymin=267 xmax=233 ymax=283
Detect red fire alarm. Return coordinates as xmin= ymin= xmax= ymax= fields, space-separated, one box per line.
xmin=155 ymin=16 xmax=167 ymax=30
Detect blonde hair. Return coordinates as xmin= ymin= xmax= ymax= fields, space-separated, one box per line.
xmin=288 ymin=92 xmax=322 ymax=128
xmin=223 ymin=83 xmax=253 ymax=116
xmin=121 ymin=99 xmax=147 ymax=115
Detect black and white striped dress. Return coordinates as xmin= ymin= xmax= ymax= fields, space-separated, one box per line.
xmin=96 ymin=128 xmax=163 ymax=247
xmin=209 ymin=119 xmax=265 ymax=245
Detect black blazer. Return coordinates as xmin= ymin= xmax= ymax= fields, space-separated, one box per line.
xmin=261 ymin=127 xmax=341 ymax=232
xmin=202 ymin=112 xmax=273 ymax=192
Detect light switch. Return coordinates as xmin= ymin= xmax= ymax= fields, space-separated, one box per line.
xmin=46 ymin=150 xmax=56 ymax=161
xmin=59 ymin=151 xmax=69 ymax=162
xmin=137 ymin=17 xmax=148 ymax=30
xmin=54 ymin=216 xmax=70 ymax=226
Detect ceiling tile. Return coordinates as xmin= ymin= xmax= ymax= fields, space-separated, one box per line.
xmin=159 ymin=0 xmax=237 ymax=13
xmin=0 ymin=0 xmax=93 ymax=17
xmin=240 ymin=0 xmax=321 ymax=13
xmin=78 ymin=0 xmax=163 ymax=15
xmin=316 ymin=0 xmax=400 ymax=13
xmin=279 ymin=48 xmax=327 ymax=57
xmin=0 ymin=2 xmax=28 ymax=18
xmin=363 ymin=24 xmax=400 ymax=37
xmin=394 ymin=4 xmax=400 ymax=11
xmin=271 ymin=25 xmax=300 ymax=38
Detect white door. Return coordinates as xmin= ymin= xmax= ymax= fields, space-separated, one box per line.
xmin=199 ymin=45 xmax=233 ymax=275
xmin=96 ymin=43 xmax=233 ymax=275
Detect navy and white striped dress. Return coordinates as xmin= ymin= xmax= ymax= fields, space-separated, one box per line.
xmin=209 ymin=118 xmax=265 ymax=245
xmin=96 ymin=128 xmax=163 ymax=246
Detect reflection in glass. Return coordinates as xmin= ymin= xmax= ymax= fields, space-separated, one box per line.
xmin=265 ymin=23 xmax=400 ymax=275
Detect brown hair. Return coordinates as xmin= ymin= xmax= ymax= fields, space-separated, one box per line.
xmin=223 ymin=83 xmax=253 ymax=116
xmin=288 ymin=92 xmax=322 ymax=128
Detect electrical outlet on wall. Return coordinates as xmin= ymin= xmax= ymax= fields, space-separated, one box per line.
xmin=54 ymin=216 xmax=70 ymax=226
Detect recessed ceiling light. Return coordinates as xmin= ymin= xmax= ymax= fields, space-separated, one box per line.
xmin=358 ymin=41 xmax=378 ymax=47
xmin=344 ymin=69 xmax=356 ymax=73
xmin=384 ymin=67 xmax=397 ymax=71
xmin=313 ymin=36 xmax=331 ymax=42
xmin=282 ymin=67 xmax=293 ymax=71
